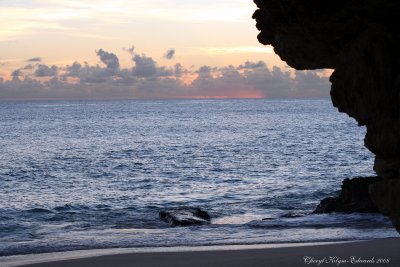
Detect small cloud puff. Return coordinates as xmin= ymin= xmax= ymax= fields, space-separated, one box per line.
xmin=26 ymin=57 xmax=42 ymax=62
xmin=123 ymin=46 xmax=135 ymax=55
xmin=164 ymin=49 xmax=175 ymax=60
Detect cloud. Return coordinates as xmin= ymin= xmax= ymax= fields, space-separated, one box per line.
xmin=0 ymin=47 xmax=331 ymax=100
xmin=132 ymin=54 xmax=160 ymax=77
xmin=174 ymin=63 xmax=183 ymax=77
xmin=238 ymin=61 xmax=266 ymax=69
xmin=26 ymin=57 xmax=42 ymax=62
xmin=123 ymin=46 xmax=135 ymax=55
xmin=11 ymin=69 xmax=22 ymax=81
xmin=164 ymin=49 xmax=175 ymax=59
xmin=23 ymin=64 xmax=34 ymax=70
xmin=293 ymin=70 xmax=331 ymax=98
xmin=95 ymin=49 xmax=120 ymax=74
xmin=34 ymin=64 xmax=58 ymax=77
xmin=66 ymin=62 xmax=82 ymax=76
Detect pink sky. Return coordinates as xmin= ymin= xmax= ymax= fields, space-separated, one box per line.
xmin=0 ymin=0 xmax=331 ymax=99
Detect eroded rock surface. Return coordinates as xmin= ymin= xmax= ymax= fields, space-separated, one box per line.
xmin=253 ymin=0 xmax=400 ymax=231
xmin=314 ymin=177 xmax=380 ymax=214
xmin=159 ymin=208 xmax=211 ymax=226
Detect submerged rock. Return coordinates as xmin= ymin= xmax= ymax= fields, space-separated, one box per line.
xmin=159 ymin=208 xmax=211 ymax=226
xmin=253 ymin=0 xmax=400 ymax=232
xmin=314 ymin=177 xmax=380 ymax=213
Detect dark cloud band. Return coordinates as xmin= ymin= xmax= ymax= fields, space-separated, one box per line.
xmin=0 ymin=48 xmax=330 ymax=100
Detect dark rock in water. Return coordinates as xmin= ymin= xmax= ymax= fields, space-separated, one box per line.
xmin=314 ymin=197 xmax=344 ymax=214
xmin=159 ymin=208 xmax=211 ymax=226
xmin=314 ymin=177 xmax=381 ymax=213
xmin=253 ymin=0 xmax=400 ymax=232
xmin=262 ymin=217 xmax=274 ymax=221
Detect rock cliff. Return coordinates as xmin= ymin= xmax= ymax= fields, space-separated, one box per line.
xmin=253 ymin=0 xmax=400 ymax=231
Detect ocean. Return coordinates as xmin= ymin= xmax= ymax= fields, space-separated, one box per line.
xmin=0 ymin=99 xmax=397 ymax=257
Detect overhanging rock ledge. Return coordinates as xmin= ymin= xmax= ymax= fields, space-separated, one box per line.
xmin=253 ymin=0 xmax=400 ymax=232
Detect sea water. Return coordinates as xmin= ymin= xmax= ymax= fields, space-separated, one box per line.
xmin=0 ymin=99 xmax=397 ymax=256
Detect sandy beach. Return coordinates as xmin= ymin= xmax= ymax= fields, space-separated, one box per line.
xmin=2 ymin=238 xmax=398 ymax=267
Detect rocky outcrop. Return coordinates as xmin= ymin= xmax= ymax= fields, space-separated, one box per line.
xmin=159 ymin=208 xmax=211 ymax=226
xmin=253 ymin=0 xmax=400 ymax=231
xmin=314 ymin=177 xmax=380 ymax=213
xmin=369 ymin=179 xmax=400 ymax=230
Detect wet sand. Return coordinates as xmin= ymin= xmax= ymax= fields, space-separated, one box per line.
xmin=3 ymin=238 xmax=399 ymax=267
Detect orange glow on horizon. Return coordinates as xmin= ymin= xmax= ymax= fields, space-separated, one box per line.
xmin=180 ymin=89 xmax=265 ymax=99
xmin=187 ymin=95 xmax=264 ymax=99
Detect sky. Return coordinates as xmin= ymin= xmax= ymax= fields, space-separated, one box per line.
xmin=0 ymin=0 xmax=330 ymax=100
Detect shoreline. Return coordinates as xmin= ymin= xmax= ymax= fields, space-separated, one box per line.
xmin=2 ymin=238 xmax=399 ymax=267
